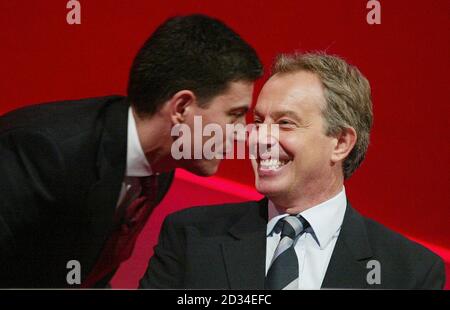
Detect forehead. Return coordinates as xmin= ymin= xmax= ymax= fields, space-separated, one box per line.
xmin=213 ymin=81 xmax=254 ymax=105
xmin=255 ymin=71 xmax=325 ymax=115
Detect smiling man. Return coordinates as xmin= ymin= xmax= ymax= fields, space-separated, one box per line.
xmin=140 ymin=52 xmax=445 ymax=289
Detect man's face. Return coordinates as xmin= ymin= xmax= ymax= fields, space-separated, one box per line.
xmin=182 ymin=80 xmax=254 ymax=176
xmin=251 ymin=71 xmax=337 ymax=201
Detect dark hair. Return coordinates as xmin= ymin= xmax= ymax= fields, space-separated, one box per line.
xmin=127 ymin=14 xmax=263 ymax=116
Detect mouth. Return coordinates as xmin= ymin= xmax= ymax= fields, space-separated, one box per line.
xmin=256 ymin=158 xmax=292 ymax=176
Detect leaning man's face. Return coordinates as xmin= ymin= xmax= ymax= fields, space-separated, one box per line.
xmin=181 ymin=80 xmax=254 ymax=176
xmin=251 ymin=71 xmax=337 ymax=201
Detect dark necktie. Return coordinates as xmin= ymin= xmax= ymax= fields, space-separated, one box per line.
xmin=81 ymin=175 xmax=158 ymax=287
xmin=265 ymin=215 xmax=309 ymax=290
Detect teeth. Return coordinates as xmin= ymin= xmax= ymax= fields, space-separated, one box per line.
xmin=259 ymin=159 xmax=288 ymax=170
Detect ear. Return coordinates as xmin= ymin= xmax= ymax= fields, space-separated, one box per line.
xmin=330 ymin=127 xmax=357 ymax=163
xmin=168 ymin=90 xmax=197 ymax=125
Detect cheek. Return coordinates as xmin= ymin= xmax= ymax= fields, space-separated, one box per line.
xmin=282 ymin=133 xmax=330 ymax=166
xmin=306 ymin=134 xmax=335 ymax=166
xmin=279 ymin=134 xmax=302 ymax=157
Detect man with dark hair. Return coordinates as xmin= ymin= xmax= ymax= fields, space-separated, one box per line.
xmin=0 ymin=14 xmax=263 ymax=288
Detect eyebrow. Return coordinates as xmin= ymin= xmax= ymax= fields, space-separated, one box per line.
xmin=253 ymin=109 xmax=303 ymax=123
xmin=228 ymin=105 xmax=250 ymax=114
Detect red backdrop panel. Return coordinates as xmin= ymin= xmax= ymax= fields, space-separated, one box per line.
xmin=0 ymin=0 xmax=449 ymax=287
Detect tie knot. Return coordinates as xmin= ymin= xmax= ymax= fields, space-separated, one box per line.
xmin=275 ymin=215 xmax=309 ymax=240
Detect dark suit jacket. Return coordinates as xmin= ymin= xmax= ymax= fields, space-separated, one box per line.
xmin=0 ymin=96 xmax=174 ymax=288
xmin=139 ymin=199 xmax=446 ymax=289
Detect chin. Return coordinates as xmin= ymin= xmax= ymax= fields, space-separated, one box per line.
xmin=187 ymin=160 xmax=220 ymax=177
xmin=198 ymin=168 xmax=217 ymax=177
xmin=255 ymin=178 xmax=284 ymax=197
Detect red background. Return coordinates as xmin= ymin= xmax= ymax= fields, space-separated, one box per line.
xmin=1 ymin=0 xmax=449 ymax=288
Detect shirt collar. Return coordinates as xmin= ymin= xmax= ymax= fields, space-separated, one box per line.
xmin=266 ymin=187 xmax=347 ymax=250
xmin=126 ymin=106 xmax=153 ymax=177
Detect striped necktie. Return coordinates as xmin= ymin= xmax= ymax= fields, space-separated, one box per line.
xmin=265 ymin=215 xmax=309 ymax=290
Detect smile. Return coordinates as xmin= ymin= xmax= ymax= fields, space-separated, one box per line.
xmin=257 ymin=158 xmax=291 ymax=176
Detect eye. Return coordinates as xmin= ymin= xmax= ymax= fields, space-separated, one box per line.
xmin=229 ymin=111 xmax=246 ymax=118
xmin=278 ymin=119 xmax=293 ymax=125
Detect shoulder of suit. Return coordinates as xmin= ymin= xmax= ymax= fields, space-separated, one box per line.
xmin=1 ymin=95 xmax=125 ymax=132
xmin=360 ymin=213 xmax=443 ymax=265
xmin=165 ymin=200 xmax=260 ymax=226
xmin=1 ymin=96 xmax=127 ymax=151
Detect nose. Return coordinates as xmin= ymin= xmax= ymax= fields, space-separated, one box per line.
xmin=248 ymin=123 xmax=280 ymax=158
xmin=233 ymin=118 xmax=247 ymax=142
xmin=223 ymin=122 xmax=248 ymax=158
xmin=257 ymin=123 xmax=279 ymax=144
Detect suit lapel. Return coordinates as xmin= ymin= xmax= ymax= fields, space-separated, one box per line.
xmin=81 ymin=98 xmax=176 ymax=278
xmin=220 ymin=200 xmax=374 ymax=289
xmin=82 ymin=98 xmax=129 ymax=275
xmin=221 ymin=199 xmax=268 ymax=289
xmin=321 ymin=204 xmax=374 ymax=289
xmin=155 ymin=170 xmax=175 ymax=205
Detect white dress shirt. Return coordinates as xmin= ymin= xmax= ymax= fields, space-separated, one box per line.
xmin=265 ymin=187 xmax=347 ymax=289
xmin=116 ymin=107 xmax=154 ymax=207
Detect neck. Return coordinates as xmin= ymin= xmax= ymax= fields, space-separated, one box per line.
xmin=270 ymin=173 xmax=344 ymax=214
xmin=133 ymin=108 xmax=178 ymax=173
